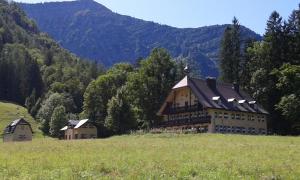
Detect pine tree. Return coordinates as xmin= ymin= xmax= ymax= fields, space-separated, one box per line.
xmin=265 ymin=11 xmax=284 ymax=68
xmin=220 ymin=17 xmax=241 ymax=83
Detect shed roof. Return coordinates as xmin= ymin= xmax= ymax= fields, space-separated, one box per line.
xmin=4 ymin=118 xmax=33 ymax=134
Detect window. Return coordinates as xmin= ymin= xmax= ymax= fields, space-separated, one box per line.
xmin=232 ymin=127 xmax=236 ymax=133
xmin=219 ymin=126 xmax=223 ymax=132
xmin=236 ymin=114 xmax=241 ymax=120
xmin=185 ymin=101 xmax=188 ymax=107
xmin=248 ymin=127 xmax=256 ymax=134
xmin=224 ymin=113 xmax=229 ymax=119
xmin=241 ymin=127 xmax=246 ymax=133
xmin=214 ymin=112 xmax=218 ymax=118
xmin=219 ymin=113 xmax=223 ymax=118
xmin=241 ymin=114 xmax=245 ymax=120
xmin=231 ymin=113 xmax=235 ymax=119
xmin=75 ymin=134 xmax=78 ymax=139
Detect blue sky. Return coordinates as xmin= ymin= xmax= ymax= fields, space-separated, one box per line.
xmin=18 ymin=0 xmax=300 ymax=35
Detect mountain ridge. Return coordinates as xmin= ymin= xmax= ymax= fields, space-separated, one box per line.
xmin=20 ymin=0 xmax=261 ymax=77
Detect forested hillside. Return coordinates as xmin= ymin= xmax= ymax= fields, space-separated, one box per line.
xmin=20 ymin=0 xmax=261 ymax=77
xmin=219 ymin=9 xmax=300 ymax=134
xmin=0 ymin=0 xmax=103 ymax=135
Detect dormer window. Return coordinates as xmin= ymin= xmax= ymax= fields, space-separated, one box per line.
xmin=212 ymin=96 xmax=221 ymax=105
xmin=228 ymin=98 xmax=237 ymax=107
xmin=238 ymin=100 xmax=246 ymax=104
xmin=249 ymin=101 xmax=258 ymax=109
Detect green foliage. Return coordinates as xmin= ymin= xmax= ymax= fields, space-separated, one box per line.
xmin=0 ymin=44 xmax=43 ymax=104
xmin=276 ymin=94 xmax=300 ymax=127
xmin=37 ymin=93 xmax=64 ymax=135
xmin=83 ymin=63 xmax=134 ymax=135
xmin=50 ymin=105 xmax=67 ymax=137
xmin=238 ymin=5 xmax=300 ymax=134
xmin=273 ymin=64 xmax=300 ymax=132
xmin=105 ymin=87 xmax=136 ymax=134
xmin=126 ymin=48 xmax=178 ymax=128
xmin=220 ymin=17 xmax=241 ymax=83
xmin=0 ymin=1 xmax=101 ymax=135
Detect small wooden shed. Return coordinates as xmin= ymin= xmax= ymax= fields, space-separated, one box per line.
xmin=3 ymin=118 xmax=33 ymax=142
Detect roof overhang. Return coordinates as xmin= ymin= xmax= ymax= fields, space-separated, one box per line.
xmin=60 ymin=126 xmax=68 ymax=131
xmin=74 ymin=119 xmax=89 ymax=129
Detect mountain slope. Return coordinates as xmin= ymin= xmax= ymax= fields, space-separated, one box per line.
xmin=20 ymin=0 xmax=261 ymax=77
xmin=0 ymin=0 xmax=97 ymax=116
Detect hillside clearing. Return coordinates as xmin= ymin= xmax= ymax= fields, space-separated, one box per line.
xmin=0 ymin=134 xmax=299 ymax=179
xmin=0 ymin=101 xmax=42 ymax=138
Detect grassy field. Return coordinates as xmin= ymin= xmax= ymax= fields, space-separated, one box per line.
xmin=0 ymin=134 xmax=299 ymax=179
xmin=0 ymin=101 xmax=42 ymax=138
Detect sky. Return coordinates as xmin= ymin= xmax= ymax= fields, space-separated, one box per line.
xmin=17 ymin=0 xmax=300 ymax=35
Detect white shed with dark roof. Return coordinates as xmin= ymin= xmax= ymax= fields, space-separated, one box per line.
xmin=3 ymin=118 xmax=33 ymax=142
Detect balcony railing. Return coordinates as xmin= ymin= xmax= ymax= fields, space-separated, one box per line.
xmin=166 ymin=104 xmax=202 ymax=114
xmin=159 ymin=116 xmax=211 ymax=127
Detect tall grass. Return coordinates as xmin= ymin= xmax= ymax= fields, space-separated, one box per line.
xmin=0 ymin=134 xmax=299 ymax=179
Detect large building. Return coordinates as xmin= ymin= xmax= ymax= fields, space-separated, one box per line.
xmin=3 ymin=118 xmax=33 ymax=142
xmin=157 ymin=76 xmax=268 ymax=135
xmin=60 ymin=119 xmax=97 ymax=140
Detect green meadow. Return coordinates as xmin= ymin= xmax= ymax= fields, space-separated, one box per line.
xmin=0 ymin=134 xmax=299 ymax=179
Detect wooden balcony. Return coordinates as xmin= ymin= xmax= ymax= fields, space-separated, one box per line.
xmin=165 ymin=104 xmax=202 ymax=114
xmin=159 ymin=116 xmax=211 ymax=127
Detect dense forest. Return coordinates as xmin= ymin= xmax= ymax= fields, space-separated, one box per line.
xmin=0 ymin=0 xmax=103 ymax=136
xmin=0 ymin=0 xmax=299 ymax=136
xmin=220 ymin=7 xmax=300 ymax=134
xmin=20 ymin=0 xmax=261 ymax=77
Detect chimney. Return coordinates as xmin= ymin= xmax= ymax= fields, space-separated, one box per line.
xmin=206 ymin=77 xmax=216 ymax=90
xmin=233 ymin=82 xmax=240 ymax=93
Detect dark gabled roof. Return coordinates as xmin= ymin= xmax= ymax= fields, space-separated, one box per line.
xmin=68 ymin=120 xmax=80 ymax=127
xmin=4 ymin=118 xmax=33 ymax=134
xmin=158 ymin=76 xmax=269 ymax=115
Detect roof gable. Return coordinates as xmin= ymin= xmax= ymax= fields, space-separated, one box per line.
xmin=172 ymin=76 xmax=188 ymax=89
xmin=4 ymin=118 xmax=33 ymax=134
